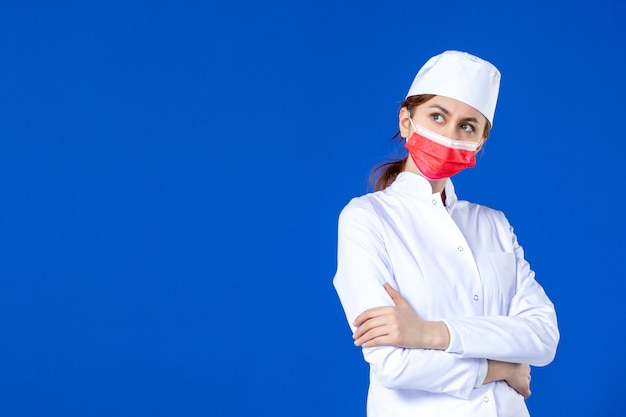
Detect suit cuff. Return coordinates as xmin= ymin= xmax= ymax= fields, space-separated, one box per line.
xmin=474 ymin=358 xmax=488 ymax=388
xmin=441 ymin=320 xmax=462 ymax=353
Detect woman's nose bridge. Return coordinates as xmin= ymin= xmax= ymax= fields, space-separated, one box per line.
xmin=442 ymin=121 xmax=458 ymax=140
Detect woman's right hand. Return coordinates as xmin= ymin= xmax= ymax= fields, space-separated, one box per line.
xmin=485 ymin=360 xmax=531 ymax=399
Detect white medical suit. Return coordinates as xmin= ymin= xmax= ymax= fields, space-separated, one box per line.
xmin=333 ymin=172 xmax=559 ymax=417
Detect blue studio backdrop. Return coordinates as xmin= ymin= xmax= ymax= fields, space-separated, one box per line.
xmin=1 ymin=1 xmax=625 ymax=416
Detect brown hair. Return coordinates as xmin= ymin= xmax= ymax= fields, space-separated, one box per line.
xmin=369 ymin=94 xmax=492 ymax=191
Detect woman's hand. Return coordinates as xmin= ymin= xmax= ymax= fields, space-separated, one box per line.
xmin=485 ymin=360 xmax=532 ymax=399
xmin=505 ymin=363 xmax=532 ymax=399
xmin=352 ymin=283 xmax=450 ymax=350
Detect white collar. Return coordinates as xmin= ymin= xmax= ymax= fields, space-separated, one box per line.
xmin=390 ymin=171 xmax=458 ymax=210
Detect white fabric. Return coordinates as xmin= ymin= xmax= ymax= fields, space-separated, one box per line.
xmin=406 ymin=50 xmax=501 ymax=125
xmin=333 ymin=172 xmax=559 ymax=417
xmin=443 ymin=323 xmax=487 ymax=388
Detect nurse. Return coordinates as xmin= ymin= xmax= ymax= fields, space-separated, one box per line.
xmin=333 ymin=50 xmax=559 ymax=417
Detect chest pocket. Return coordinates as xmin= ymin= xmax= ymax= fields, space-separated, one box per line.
xmin=486 ymin=251 xmax=517 ymax=313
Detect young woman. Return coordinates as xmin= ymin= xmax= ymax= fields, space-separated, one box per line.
xmin=333 ymin=51 xmax=559 ymax=417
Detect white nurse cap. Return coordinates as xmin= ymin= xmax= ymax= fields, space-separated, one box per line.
xmin=405 ymin=50 xmax=501 ymax=125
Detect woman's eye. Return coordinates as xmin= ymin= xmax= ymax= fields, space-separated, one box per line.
xmin=460 ymin=123 xmax=474 ymax=133
xmin=431 ymin=114 xmax=444 ymax=123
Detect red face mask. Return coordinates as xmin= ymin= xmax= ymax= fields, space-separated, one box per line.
xmin=404 ymin=121 xmax=481 ymax=180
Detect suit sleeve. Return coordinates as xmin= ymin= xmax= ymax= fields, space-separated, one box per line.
xmin=333 ymin=200 xmax=482 ymax=399
xmin=443 ymin=210 xmax=560 ymax=366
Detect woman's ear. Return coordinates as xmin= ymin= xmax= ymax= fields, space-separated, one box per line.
xmin=399 ymin=107 xmax=411 ymax=138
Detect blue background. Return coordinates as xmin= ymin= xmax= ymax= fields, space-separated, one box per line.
xmin=1 ymin=0 xmax=624 ymax=415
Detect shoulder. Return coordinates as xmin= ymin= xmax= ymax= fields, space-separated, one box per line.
xmin=338 ymin=193 xmax=378 ymax=224
xmin=337 ymin=190 xmax=392 ymax=235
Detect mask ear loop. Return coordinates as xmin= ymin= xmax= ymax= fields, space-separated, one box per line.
xmin=406 ymin=111 xmax=416 ymax=143
xmin=408 ymin=115 xmax=418 ymax=132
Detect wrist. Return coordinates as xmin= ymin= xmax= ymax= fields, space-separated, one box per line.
xmin=422 ymin=321 xmax=450 ymax=350
xmin=484 ymin=360 xmax=511 ymax=384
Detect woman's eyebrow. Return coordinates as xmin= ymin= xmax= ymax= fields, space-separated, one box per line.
xmin=429 ymin=104 xmax=482 ymax=125
xmin=460 ymin=116 xmax=482 ymax=125
xmin=428 ymin=104 xmax=450 ymax=115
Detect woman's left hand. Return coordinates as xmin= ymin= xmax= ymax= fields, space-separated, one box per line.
xmin=352 ymin=283 xmax=449 ymax=350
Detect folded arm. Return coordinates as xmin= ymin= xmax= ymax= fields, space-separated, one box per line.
xmin=334 ymin=203 xmax=481 ymax=398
